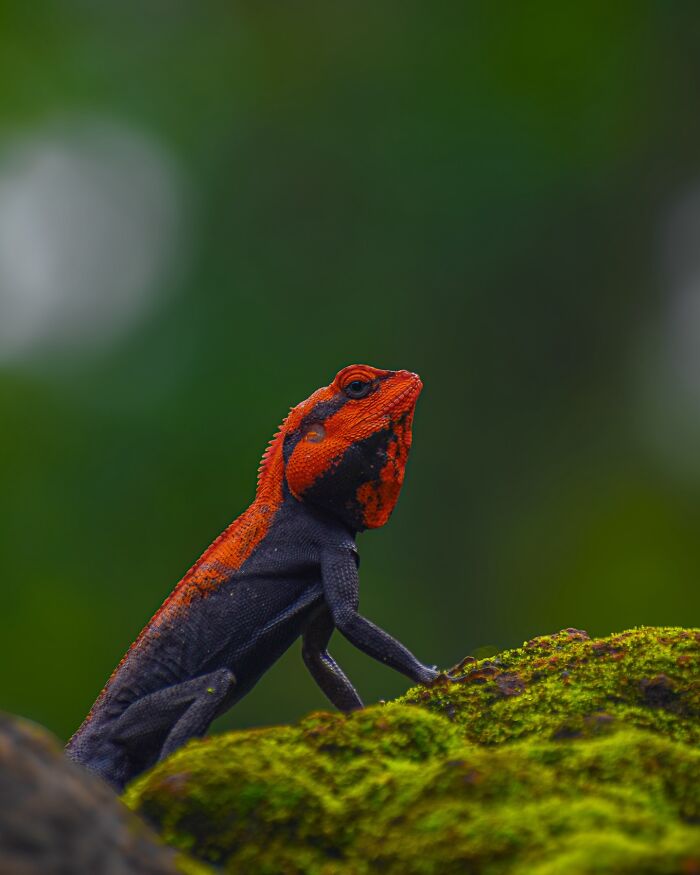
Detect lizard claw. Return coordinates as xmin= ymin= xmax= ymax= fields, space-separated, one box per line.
xmin=426 ymin=668 xmax=463 ymax=686
xmin=415 ymin=664 xmax=464 ymax=686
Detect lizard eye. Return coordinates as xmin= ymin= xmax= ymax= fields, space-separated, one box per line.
xmin=344 ymin=379 xmax=372 ymax=399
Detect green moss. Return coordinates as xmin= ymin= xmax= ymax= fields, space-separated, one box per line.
xmin=174 ymin=854 xmax=217 ymax=875
xmin=124 ymin=627 xmax=700 ymax=874
xmin=401 ymin=626 xmax=700 ymax=747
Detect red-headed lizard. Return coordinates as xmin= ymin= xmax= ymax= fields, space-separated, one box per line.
xmin=66 ymin=365 xmax=440 ymax=790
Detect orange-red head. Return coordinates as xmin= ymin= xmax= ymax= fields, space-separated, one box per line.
xmin=259 ymin=365 xmax=422 ymax=531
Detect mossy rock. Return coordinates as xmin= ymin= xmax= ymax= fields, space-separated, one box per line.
xmin=0 ymin=711 xmax=184 ymax=875
xmin=124 ymin=626 xmax=700 ymax=874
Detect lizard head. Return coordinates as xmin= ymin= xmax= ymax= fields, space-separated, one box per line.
xmin=269 ymin=364 xmax=422 ymax=532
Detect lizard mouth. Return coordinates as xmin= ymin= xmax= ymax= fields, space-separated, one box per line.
xmin=383 ymin=373 xmax=423 ymax=418
xmin=350 ymin=372 xmax=422 ymax=429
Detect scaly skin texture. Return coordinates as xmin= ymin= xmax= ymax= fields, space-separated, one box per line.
xmin=66 ymin=365 xmax=437 ymax=791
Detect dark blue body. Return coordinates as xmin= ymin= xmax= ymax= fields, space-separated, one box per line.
xmin=66 ymin=415 xmax=439 ymax=792
xmin=66 ymin=495 xmax=356 ymax=787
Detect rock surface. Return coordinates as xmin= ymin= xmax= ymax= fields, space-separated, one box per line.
xmin=124 ymin=626 xmax=700 ymax=874
xmin=0 ymin=712 xmax=182 ymax=875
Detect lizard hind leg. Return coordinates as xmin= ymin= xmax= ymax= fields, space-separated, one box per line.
xmin=88 ymin=668 xmax=236 ymax=789
xmin=158 ymin=667 xmax=236 ymax=762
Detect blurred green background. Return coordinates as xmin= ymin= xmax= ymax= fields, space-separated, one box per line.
xmin=1 ymin=3 xmax=699 ymax=741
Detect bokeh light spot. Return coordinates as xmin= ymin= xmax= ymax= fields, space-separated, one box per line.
xmin=0 ymin=118 xmax=186 ymax=362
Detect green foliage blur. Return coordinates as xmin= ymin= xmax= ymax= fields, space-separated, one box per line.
xmin=1 ymin=3 xmax=699 ymax=741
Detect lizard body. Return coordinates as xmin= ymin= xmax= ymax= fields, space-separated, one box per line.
xmin=66 ymin=365 xmax=437 ymax=790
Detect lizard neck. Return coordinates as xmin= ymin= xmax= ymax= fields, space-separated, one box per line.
xmin=255 ymin=422 xmax=286 ymax=509
xmin=258 ymin=429 xmax=358 ymax=539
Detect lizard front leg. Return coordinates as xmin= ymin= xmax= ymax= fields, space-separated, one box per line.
xmin=302 ymin=605 xmax=363 ymax=712
xmin=321 ymin=547 xmax=438 ymax=686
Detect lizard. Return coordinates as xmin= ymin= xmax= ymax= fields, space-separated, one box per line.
xmin=66 ymin=364 xmax=440 ymax=791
